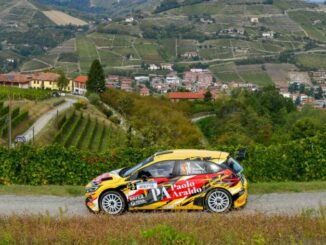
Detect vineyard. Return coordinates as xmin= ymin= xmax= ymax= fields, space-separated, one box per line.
xmin=0 ymin=102 xmax=28 ymax=139
xmin=53 ymin=111 xmax=127 ymax=152
xmin=0 ymin=87 xmax=51 ymax=101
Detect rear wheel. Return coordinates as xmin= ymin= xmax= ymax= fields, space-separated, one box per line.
xmin=205 ymin=189 xmax=232 ymax=213
xmin=100 ymin=190 xmax=126 ymax=215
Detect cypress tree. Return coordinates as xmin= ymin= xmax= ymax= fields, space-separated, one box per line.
xmin=87 ymin=59 xmax=106 ymax=93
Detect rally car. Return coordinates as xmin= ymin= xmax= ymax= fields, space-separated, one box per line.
xmin=85 ymin=149 xmax=248 ymax=215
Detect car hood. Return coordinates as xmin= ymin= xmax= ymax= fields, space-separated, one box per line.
xmin=92 ymin=168 xmax=123 ymax=183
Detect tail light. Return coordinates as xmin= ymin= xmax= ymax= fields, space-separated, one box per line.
xmin=222 ymin=174 xmax=240 ymax=187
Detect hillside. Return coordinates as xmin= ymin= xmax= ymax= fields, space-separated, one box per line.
xmin=16 ymin=0 xmax=326 ymax=86
xmin=0 ymin=0 xmax=89 ymax=73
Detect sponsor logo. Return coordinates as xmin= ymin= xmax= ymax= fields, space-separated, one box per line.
xmin=130 ymin=199 xmax=147 ymax=206
xmin=136 ymin=182 xmax=157 ymax=190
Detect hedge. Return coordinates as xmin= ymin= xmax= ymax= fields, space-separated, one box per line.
xmin=0 ymin=133 xmax=325 ymax=185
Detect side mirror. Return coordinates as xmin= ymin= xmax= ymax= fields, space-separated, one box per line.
xmin=236 ymin=148 xmax=247 ymax=161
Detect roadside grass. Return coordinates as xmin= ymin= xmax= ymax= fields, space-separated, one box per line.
xmin=0 ymin=185 xmax=84 ymax=197
xmin=249 ymin=181 xmax=326 ymax=195
xmin=0 ymin=181 xmax=325 ymax=197
xmin=0 ymin=211 xmax=325 ymax=244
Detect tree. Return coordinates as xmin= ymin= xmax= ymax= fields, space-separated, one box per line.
xmin=56 ymin=72 xmax=69 ymax=91
xmin=87 ymin=60 xmax=106 ymax=93
xmin=291 ymin=118 xmax=318 ymax=140
xmin=204 ymin=90 xmax=212 ymax=102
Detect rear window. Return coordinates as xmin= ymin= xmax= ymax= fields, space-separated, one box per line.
xmin=225 ymin=158 xmax=243 ymax=174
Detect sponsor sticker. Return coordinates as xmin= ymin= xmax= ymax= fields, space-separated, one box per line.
xmin=136 ymin=181 xmax=157 ymax=190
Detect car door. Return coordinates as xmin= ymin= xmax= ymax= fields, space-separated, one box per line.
xmin=126 ymin=160 xmax=177 ymax=210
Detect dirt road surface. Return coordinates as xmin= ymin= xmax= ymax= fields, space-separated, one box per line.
xmin=1 ymin=192 xmax=325 ymax=217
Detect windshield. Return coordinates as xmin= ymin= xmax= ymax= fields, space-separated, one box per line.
xmin=121 ymin=155 xmax=154 ymax=177
xmin=226 ymin=157 xmax=243 ymax=174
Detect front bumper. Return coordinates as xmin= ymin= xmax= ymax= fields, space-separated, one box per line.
xmin=85 ymin=194 xmax=100 ymax=213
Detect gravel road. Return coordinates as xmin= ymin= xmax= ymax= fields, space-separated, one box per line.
xmin=1 ymin=192 xmax=325 ymax=216
xmin=19 ymin=98 xmax=76 ymax=142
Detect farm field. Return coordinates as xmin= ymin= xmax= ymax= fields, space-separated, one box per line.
xmin=296 ymin=53 xmax=326 ymax=69
xmin=51 ymin=110 xmax=127 ymax=152
xmin=209 ymin=63 xmax=274 ymax=86
xmin=42 ymin=10 xmax=87 ymax=26
xmin=0 ymin=96 xmax=65 ymax=145
xmin=288 ymin=11 xmax=326 ymax=43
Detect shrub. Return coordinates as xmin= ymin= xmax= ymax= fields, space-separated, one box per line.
xmin=53 ymin=99 xmax=65 ymax=107
xmin=74 ymin=99 xmax=87 ymax=110
xmin=110 ymin=116 xmax=121 ymax=125
xmin=0 ymin=133 xmax=325 ymax=185
xmin=88 ymin=93 xmax=101 ymax=105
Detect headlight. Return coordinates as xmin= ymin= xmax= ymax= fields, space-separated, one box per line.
xmin=85 ymin=182 xmax=101 ymax=193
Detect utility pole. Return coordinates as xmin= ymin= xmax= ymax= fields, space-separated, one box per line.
xmin=8 ymin=82 xmax=12 ymax=149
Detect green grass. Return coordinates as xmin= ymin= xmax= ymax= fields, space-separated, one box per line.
xmin=1 ymin=181 xmax=325 ymax=197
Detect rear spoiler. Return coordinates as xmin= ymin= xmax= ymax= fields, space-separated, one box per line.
xmin=236 ymin=148 xmax=247 ymax=161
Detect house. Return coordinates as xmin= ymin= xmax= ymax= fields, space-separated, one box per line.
xmin=168 ymin=92 xmax=205 ymax=102
xmin=200 ymin=18 xmax=214 ymax=24
xmin=120 ymin=77 xmax=133 ymax=92
xmin=183 ymin=70 xmax=214 ymax=91
xmin=0 ymin=73 xmax=32 ymax=88
xmin=321 ymin=84 xmax=326 ymax=94
xmin=251 ymin=17 xmax=259 ymax=23
xmin=107 ymin=75 xmax=119 ymax=82
xmin=139 ymin=87 xmax=150 ymax=96
xmin=149 ymin=64 xmax=159 ymax=71
xmin=74 ymin=75 xmax=87 ymax=95
xmin=31 ymin=72 xmax=73 ymax=91
xmin=181 ymin=52 xmax=198 ymax=59
xmin=160 ymin=63 xmax=173 ymax=71
xmin=166 ymin=72 xmax=180 ymax=84
xmin=135 ymin=76 xmax=150 ymax=82
xmin=262 ymin=31 xmax=274 ymax=39
xmin=125 ymin=17 xmax=134 ymax=23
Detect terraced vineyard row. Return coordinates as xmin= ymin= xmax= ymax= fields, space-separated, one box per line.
xmin=54 ymin=111 xmax=126 ymax=151
xmin=0 ymin=102 xmax=29 ymax=138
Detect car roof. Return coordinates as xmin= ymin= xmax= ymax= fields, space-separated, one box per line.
xmin=153 ymin=149 xmax=229 ymax=162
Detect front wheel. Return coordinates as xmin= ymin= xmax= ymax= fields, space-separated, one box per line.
xmin=100 ymin=190 xmax=126 ymax=215
xmin=205 ymin=189 xmax=232 ymax=213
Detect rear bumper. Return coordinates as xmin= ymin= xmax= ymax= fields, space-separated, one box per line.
xmin=233 ymin=189 xmax=248 ymax=209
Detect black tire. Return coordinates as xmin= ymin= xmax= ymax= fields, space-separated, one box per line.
xmin=99 ymin=190 xmax=126 ymax=215
xmin=205 ymin=189 xmax=232 ymax=213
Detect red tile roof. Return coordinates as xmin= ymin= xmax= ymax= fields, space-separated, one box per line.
xmin=33 ymin=72 xmax=60 ymax=81
xmin=168 ymin=92 xmax=205 ymax=100
xmin=0 ymin=73 xmax=32 ymax=83
xmin=75 ymin=75 xmax=88 ymax=83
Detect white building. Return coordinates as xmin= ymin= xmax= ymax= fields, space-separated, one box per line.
xmin=149 ymin=64 xmax=159 ymax=71
xmin=262 ymin=31 xmax=274 ymax=38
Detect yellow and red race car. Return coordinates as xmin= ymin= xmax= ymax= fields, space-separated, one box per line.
xmin=85 ymin=149 xmax=248 ymax=215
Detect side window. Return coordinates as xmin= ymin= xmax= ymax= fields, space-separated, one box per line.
xmin=176 ymin=161 xmax=224 ymax=175
xmin=137 ymin=161 xmax=175 ymax=178
xmin=206 ymin=162 xmax=224 ymax=173
xmin=177 ymin=161 xmax=206 ymax=175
